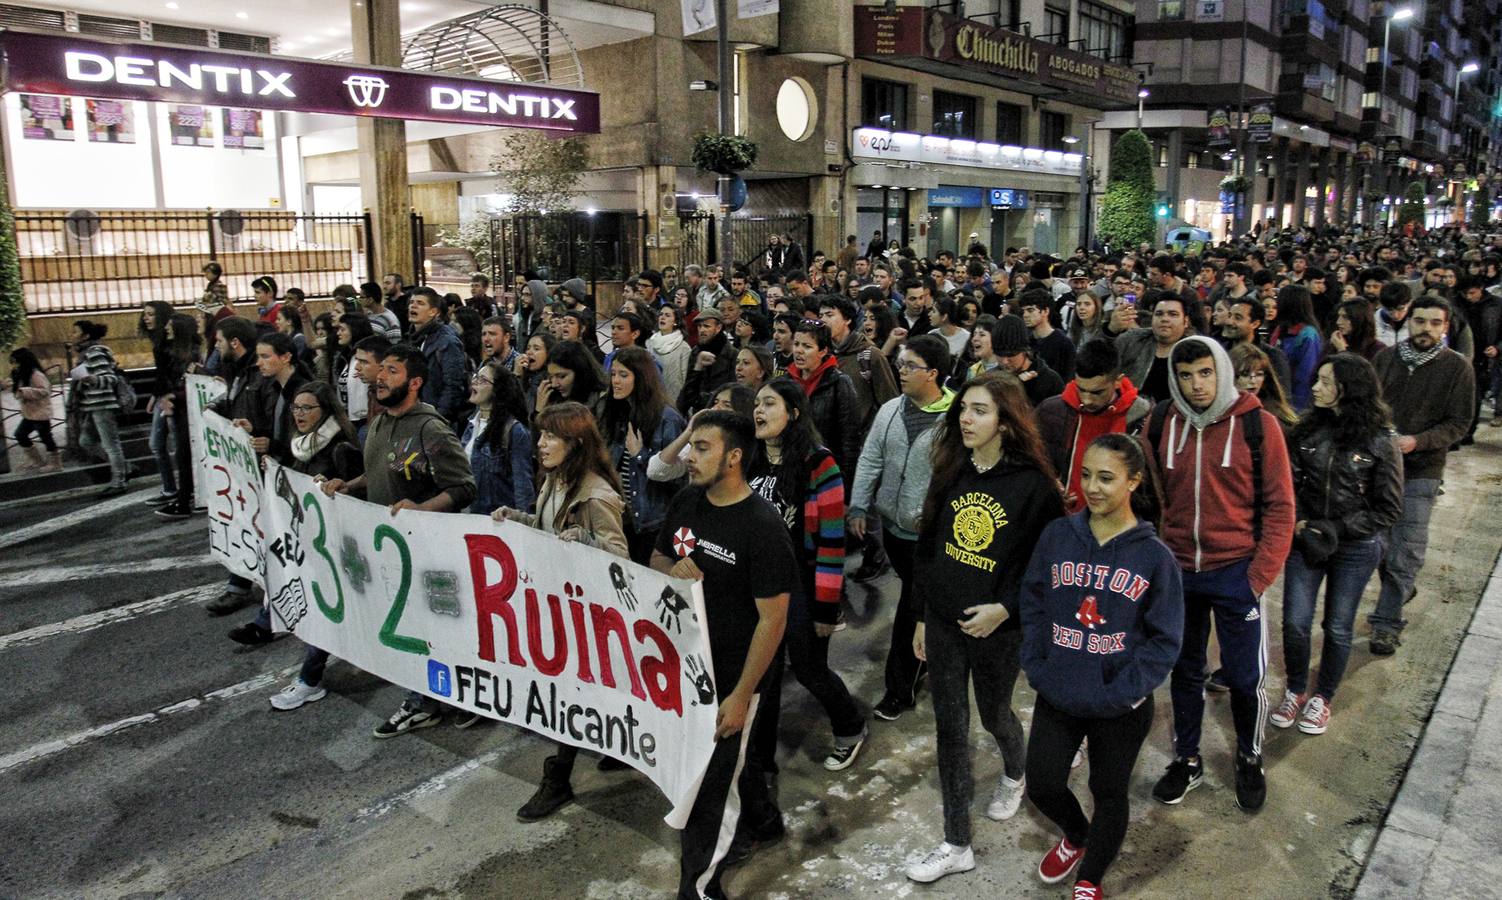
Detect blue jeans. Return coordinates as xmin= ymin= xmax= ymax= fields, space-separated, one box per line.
xmin=149 ymin=404 xmax=178 ymax=494
xmin=1371 ymin=478 xmax=1439 ymax=636
xmin=1282 ymin=538 xmax=1381 ymax=701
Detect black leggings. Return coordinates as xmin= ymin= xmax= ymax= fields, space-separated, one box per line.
xmin=1025 ymin=693 xmax=1155 ymax=886
xmin=14 ymin=418 xmax=57 ymax=451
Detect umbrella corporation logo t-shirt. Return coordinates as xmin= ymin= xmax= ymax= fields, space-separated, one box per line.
xmin=656 ymin=487 xmax=798 ymax=699
xmin=946 ymin=491 xmax=1010 ymax=573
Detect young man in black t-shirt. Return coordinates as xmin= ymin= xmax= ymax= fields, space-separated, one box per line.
xmin=652 ymin=411 xmax=796 ymax=900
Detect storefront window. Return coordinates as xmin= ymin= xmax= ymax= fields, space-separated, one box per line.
xmin=933 ymin=91 xmax=978 ymax=138
xmin=996 ymin=102 xmax=1024 ymax=145
xmin=861 ymin=78 xmax=908 ymax=131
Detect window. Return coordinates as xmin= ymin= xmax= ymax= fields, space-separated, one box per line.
xmin=1039 ymin=111 xmax=1069 ymax=150
xmin=996 ymin=102 xmax=1024 ymax=145
xmin=933 ymin=90 xmax=978 ymax=138
xmin=861 ymin=78 xmax=908 ymax=131
xmin=1158 ymin=0 xmax=1185 ymax=19
xmin=1043 ymin=5 xmax=1069 ymax=43
xmin=1080 ymin=1 xmax=1131 ymax=59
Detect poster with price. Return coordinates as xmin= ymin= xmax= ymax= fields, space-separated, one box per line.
xmin=221 ymin=108 xmax=264 ymax=149
xmin=168 ymin=104 xmax=215 ymax=146
xmin=19 ymin=94 xmax=73 ymax=140
xmin=85 ymin=98 xmax=135 ymax=143
xmin=259 ymin=463 xmax=719 ymax=825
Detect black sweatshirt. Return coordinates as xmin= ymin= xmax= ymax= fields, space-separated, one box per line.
xmin=914 ymin=458 xmax=1065 ymax=628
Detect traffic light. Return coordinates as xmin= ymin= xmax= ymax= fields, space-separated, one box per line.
xmin=1155 ymin=193 xmax=1173 ymax=218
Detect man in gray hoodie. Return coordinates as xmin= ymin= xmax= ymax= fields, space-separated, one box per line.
xmin=849 ymin=334 xmax=954 ymax=721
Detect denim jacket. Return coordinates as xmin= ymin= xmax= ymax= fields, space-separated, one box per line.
xmin=461 ymin=415 xmax=536 ymax=515
xmin=608 ymin=406 xmax=686 ymax=531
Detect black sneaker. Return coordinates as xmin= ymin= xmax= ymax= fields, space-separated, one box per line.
xmin=823 ymin=727 xmax=868 ymax=771
xmin=723 ymin=817 xmax=786 ymax=867
xmin=373 ymin=701 xmax=440 ymax=739
xmin=206 ymin=591 xmax=256 ymax=616
xmin=1235 ymin=752 xmax=1266 ymax=812
xmin=1152 ymin=757 xmax=1203 ymax=805
xmin=154 ymin=505 xmax=193 ymax=521
xmin=517 ymin=757 xmax=575 ymax=821
xmin=1205 ymin=668 xmax=1231 ymax=693
xmin=1370 ymin=630 xmax=1401 ymax=656
xmin=100 ymin=482 xmax=129 ymax=497
xmin=228 ymin=622 xmax=273 ymax=646
xmin=873 ymin=694 xmax=912 ymax=722
xmin=453 ymin=712 xmax=487 ymax=729
xmin=144 ymin=492 xmax=176 ymax=507
xmin=851 ymin=553 xmax=888 ymax=583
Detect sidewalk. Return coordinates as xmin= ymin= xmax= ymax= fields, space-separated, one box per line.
xmin=1356 ymin=545 xmax=1502 ymax=898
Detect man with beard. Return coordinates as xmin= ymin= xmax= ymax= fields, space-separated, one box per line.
xmin=1222 ymin=295 xmax=1294 ymax=398
xmin=320 ymin=345 xmax=476 ymax=735
xmin=1369 ymin=297 xmax=1475 ymax=657
xmin=678 ymin=307 xmax=739 ymax=413
xmin=480 ymin=316 xmax=518 ymax=370
xmin=652 ymin=411 xmax=795 ymax=900
xmin=382 ymin=272 xmax=411 ymax=335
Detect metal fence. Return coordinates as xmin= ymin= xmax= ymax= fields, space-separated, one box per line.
xmin=15 ymin=209 xmax=375 ymax=315
xmin=487 ymin=212 xmax=647 ymax=301
xmin=677 ymin=212 xmax=814 ymax=275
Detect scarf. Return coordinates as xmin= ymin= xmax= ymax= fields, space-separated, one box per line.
xmin=647 ymin=330 xmax=686 ymax=356
xmin=1396 ymin=338 xmax=1442 ymax=372
xmin=788 ymin=354 xmax=839 ymax=397
xmin=290 ymin=417 xmax=343 ymax=463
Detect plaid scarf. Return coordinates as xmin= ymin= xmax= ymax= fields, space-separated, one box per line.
xmin=1396 ymin=338 xmax=1443 ymax=372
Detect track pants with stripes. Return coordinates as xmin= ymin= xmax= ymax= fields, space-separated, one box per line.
xmin=1168 ymin=557 xmax=1267 ymax=760
xmin=679 ymin=696 xmax=769 ymax=900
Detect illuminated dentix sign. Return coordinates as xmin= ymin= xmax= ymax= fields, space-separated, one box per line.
xmin=0 ymin=29 xmax=600 ymax=133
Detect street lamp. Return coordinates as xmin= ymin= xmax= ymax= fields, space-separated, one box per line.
xmin=1064 ymin=133 xmax=1092 ymax=249
xmin=1455 ymin=61 xmax=1480 ymax=99
xmin=1137 ymin=87 xmax=1149 ymax=130
xmin=1383 ymin=7 xmax=1413 ymax=70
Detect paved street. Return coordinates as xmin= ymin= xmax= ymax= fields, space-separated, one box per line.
xmin=2 ymin=434 xmax=1499 ymax=900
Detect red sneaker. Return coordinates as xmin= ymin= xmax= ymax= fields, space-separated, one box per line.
xmin=1039 ymin=835 xmax=1085 ymax=884
xmin=1074 ymin=880 xmax=1103 ymax=899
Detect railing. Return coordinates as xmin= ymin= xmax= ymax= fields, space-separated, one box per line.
xmin=677 ymin=212 xmax=815 ymax=276
xmin=15 ymin=209 xmax=375 ymax=315
xmin=486 ymin=212 xmax=648 ymax=305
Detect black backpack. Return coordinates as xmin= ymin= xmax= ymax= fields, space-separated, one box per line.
xmin=1146 ymin=399 xmax=1266 ymax=541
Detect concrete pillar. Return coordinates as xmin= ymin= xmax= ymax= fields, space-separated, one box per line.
xmin=1165 ymin=128 xmax=1184 ymax=218
xmin=352 ymin=0 xmax=411 ymax=283
xmin=1272 ymin=137 xmax=1291 ymax=227
xmin=1311 ymin=147 xmax=1328 ymax=228
xmin=1330 ymin=151 xmax=1345 ymax=226
xmin=1291 ymin=142 xmax=1310 ymax=228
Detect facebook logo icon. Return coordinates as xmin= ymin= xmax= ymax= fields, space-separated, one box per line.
xmin=427 ymin=660 xmax=452 ymax=697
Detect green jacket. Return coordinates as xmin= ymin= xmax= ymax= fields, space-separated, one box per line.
xmin=362 ymin=402 xmax=477 ymax=510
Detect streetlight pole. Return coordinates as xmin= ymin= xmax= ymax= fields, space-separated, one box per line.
xmin=1382 ymin=8 xmax=1412 ymax=71
xmin=1066 ymin=131 xmax=1091 ymax=250
xmin=1137 ymin=88 xmax=1148 ymax=130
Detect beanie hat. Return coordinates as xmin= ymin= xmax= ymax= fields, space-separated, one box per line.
xmin=991 ymin=314 xmax=1031 ymax=355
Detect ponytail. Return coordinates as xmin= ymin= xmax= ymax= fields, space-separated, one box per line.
xmin=1087 ymin=433 xmax=1162 ymax=531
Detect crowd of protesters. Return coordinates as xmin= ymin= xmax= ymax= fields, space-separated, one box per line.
xmin=13 ymin=216 xmax=1500 ymax=899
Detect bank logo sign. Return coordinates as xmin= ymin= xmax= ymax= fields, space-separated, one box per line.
xmin=343 ymin=74 xmax=389 ymax=109
xmin=1 ymin=30 xmax=600 ymax=134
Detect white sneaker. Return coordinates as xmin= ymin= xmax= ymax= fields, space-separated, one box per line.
xmin=906 ymin=841 xmax=975 ymax=883
xmin=270 ymin=680 xmax=327 ymax=711
xmin=986 ymin=773 xmax=1026 ymax=821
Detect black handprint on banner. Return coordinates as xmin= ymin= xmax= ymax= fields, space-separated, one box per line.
xmin=657 ymin=586 xmax=691 ymax=633
xmin=684 ymin=654 xmax=715 ymax=706
xmin=609 ymin=562 xmax=639 ymax=612
xmin=275 ymin=467 xmax=304 ymax=529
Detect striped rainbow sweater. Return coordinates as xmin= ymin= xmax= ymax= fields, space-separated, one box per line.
xmin=803 ymin=448 xmax=847 ymax=622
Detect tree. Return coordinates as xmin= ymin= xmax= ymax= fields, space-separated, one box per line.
xmin=1396 ymin=180 xmax=1426 ymax=230
xmin=1098 ymin=129 xmax=1155 ymax=249
xmin=489 ymin=131 xmax=589 ymax=214
xmin=0 ymin=142 xmax=23 ymax=355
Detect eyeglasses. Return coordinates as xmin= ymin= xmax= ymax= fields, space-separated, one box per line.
xmin=471 ymin=375 xmax=495 ymax=386
xmin=897 ymin=361 xmax=934 ymax=373
xmin=290 ymin=404 xmax=321 ymax=413
xmin=1237 ymin=370 xmax=1266 ymax=381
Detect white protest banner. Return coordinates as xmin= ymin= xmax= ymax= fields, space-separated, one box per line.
xmin=186 ymin=373 xmax=226 ymax=509
xmin=198 ymin=408 xmax=266 ymax=584
xmin=259 ymin=463 xmax=719 ymax=825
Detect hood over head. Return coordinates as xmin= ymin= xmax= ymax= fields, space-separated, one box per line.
xmin=1165 ymin=335 xmax=1239 ymax=429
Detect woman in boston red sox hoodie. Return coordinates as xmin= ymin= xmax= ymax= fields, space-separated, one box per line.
xmin=1019 ymin=433 xmax=1183 ymax=896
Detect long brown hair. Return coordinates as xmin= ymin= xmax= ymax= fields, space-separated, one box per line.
xmin=920 ymin=371 xmax=1057 ymax=538
xmin=535 ymin=401 xmax=620 ymax=499
xmin=1230 ymin=343 xmax=1298 ymax=427
xmin=602 ymin=346 xmax=669 ymax=440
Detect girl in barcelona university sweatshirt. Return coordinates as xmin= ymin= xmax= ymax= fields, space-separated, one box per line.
xmin=1019 ymin=433 xmax=1184 ymax=899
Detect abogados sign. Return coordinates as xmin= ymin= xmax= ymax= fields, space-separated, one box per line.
xmin=0 ymin=30 xmax=601 ymax=133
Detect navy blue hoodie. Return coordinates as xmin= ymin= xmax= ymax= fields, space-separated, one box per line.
xmin=1020 ymin=512 xmax=1184 ymax=718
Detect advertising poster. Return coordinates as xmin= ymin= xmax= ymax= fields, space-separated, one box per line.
xmin=222 ymin=108 xmax=264 ymax=149
xmin=1249 ymin=103 xmax=1274 ymax=143
xmin=19 ymin=94 xmax=73 ymax=140
xmin=1207 ymin=109 xmax=1231 ymax=148
xmin=168 ymin=104 xmax=215 ymax=146
xmin=85 ymin=98 xmax=135 ymax=143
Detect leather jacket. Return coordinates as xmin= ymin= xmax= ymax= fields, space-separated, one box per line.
xmin=1289 ymin=420 xmax=1404 ymax=542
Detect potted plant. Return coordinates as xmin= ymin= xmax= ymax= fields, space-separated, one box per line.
xmin=1219 ymin=175 xmax=1251 ymax=194
xmin=691 ymin=133 xmax=759 ymax=175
